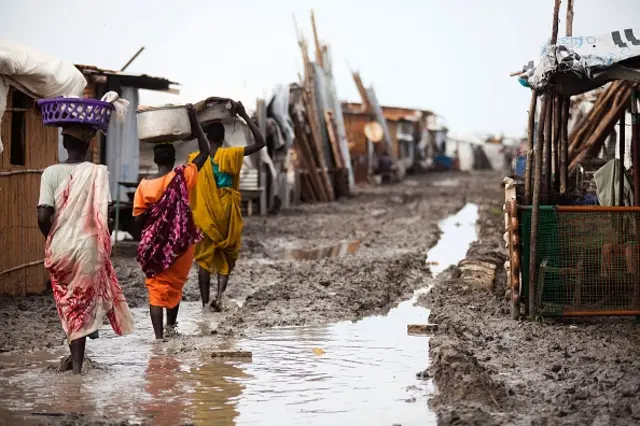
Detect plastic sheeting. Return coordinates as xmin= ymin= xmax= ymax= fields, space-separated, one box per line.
xmin=267 ymin=85 xmax=294 ymax=152
xmin=106 ymin=86 xmax=140 ymax=202
xmin=521 ymin=28 xmax=640 ymax=95
xmin=0 ymin=40 xmax=86 ymax=156
xmin=321 ymin=47 xmax=355 ymax=192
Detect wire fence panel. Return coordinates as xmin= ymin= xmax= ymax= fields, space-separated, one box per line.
xmin=520 ymin=206 xmax=640 ymax=316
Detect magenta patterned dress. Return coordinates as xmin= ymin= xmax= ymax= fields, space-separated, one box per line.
xmin=136 ymin=166 xmax=202 ymax=278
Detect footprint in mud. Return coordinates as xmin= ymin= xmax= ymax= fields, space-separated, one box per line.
xmin=208 ymin=296 xmax=240 ymax=314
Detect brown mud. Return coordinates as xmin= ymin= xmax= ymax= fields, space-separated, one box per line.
xmin=422 ymin=183 xmax=640 ymax=425
xmin=0 ymin=171 xmax=492 ymax=355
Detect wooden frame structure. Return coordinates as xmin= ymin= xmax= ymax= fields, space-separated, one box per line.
xmin=513 ymin=0 xmax=640 ymax=318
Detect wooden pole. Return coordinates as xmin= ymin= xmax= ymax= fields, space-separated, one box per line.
xmin=310 ymin=11 xmax=324 ymax=68
xmin=543 ymin=97 xmax=553 ymax=203
xmin=620 ymin=110 xmax=626 ymax=206
xmin=528 ymin=0 xmax=561 ymax=317
xmin=525 ymin=91 xmax=538 ymax=204
xmin=551 ymin=0 xmax=562 ymax=44
xmin=632 ymin=89 xmax=639 ymax=206
xmin=566 ymin=0 xmax=574 ymax=37
xmin=529 ymin=96 xmax=549 ymax=316
xmin=553 ymin=95 xmax=561 ymax=191
xmin=560 ymin=97 xmax=570 ymax=193
xmin=570 ymin=84 xmax=633 ymax=169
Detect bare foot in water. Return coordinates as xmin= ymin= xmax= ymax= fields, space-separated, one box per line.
xmin=59 ymin=355 xmax=73 ymax=372
xmin=209 ymin=299 xmax=222 ymax=312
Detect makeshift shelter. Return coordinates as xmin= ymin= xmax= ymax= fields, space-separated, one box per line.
xmin=506 ymin=0 xmax=640 ymax=319
xmin=0 ymin=88 xmax=59 ymax=295
xmin=342 ymin=102 xmax=433 ymax=180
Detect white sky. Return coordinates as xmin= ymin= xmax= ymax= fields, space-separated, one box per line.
xmin=2 ymin=0 xmax=638 ymax=138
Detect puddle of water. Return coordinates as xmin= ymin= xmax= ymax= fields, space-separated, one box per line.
xmin=0 ymin=204 xmax=479 ymax=426
xmin=426 ymin=203 xmax=479 ymax=275
xmin=431 ymin=178 xmax=459 ymax=187
xmin=284 ymin=240 xmax=361 ymax=261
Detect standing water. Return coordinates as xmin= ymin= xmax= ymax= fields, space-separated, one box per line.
xmin=0 ymin=204 xmax=479 ymax=426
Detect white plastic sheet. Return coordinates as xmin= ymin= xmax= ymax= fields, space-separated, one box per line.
xmin=0 ymin=40 xmax=86 ymax=155
xmin=522 ymin=28 xmax=640 ymax=95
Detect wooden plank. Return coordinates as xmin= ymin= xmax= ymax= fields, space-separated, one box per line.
xmin=407 ymin=324 xmax=439 ymax=335
xmin=323 ymin=110 xmax=344 ymax=169
xmin=211 ymin=350 xmax=253 ymax=359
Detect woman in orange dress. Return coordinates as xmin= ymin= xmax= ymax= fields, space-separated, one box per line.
xmin=133 ymin=104 xmax=209 ymax=339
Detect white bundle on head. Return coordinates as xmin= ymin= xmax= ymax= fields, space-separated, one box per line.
xmin=101 ymin=91 xmax=129 ymax=124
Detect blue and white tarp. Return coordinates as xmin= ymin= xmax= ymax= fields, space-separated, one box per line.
xmin=519 ymin=28 xmax=640 ymax=95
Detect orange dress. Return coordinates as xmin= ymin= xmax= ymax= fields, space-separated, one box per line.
xmin=133 ymin=163 xmax=198 ymax=308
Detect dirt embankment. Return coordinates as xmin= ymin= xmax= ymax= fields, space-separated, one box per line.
xmin=422 ymin=183 xmax=640 ymax=425
xmin=0 ymin=172 xmax=499 ymax=353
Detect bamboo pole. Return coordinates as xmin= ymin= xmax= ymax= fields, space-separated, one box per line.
xmin=529 ymin=96 xmax=549 ymax=316
xmin=524 ymin=91 xmax=537 ymax=204
xmin=619 ymin=110 xmax=626 ymax=206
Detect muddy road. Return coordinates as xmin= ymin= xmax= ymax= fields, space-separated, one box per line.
xmin=0 ymin=172 xmax=492 ymax=354
xmin=0 ymin=171 xmax=499 ymax=426
xmin=422 ymin=183 xmax=640 ymax=425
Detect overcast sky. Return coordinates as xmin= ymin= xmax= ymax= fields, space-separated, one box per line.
xmin=2 ymin=0 xmax=638 ymax=138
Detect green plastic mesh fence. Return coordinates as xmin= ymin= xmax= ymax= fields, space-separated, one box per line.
xmin=520 ymin=206 xmax=640 ymax=316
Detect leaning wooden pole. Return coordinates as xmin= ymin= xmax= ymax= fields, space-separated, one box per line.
xmin=525 ymin=92 xmax=538 ymax=204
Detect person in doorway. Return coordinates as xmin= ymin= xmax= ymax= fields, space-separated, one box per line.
xmin=189 ymin=101 xmax=266 ymax=311
xmin=37 ymin=126 xmax=134 ymax=374
xmin=133 ymin=105 xmax=210 ymax=339
xmin=375 ymin=151 xmax=394 ymax=183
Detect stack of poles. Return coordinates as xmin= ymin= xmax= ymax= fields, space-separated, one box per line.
xmin=568 ymin=81 xmax=634 ymax=170
xmin=525 ymin=0 xmax=568 ymax=317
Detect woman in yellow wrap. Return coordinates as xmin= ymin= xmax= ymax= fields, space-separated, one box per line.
xmin=189 ymin=101 xmax=266 ymax=310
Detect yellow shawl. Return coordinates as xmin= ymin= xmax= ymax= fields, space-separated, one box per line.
xmin=188 ymin=147 xmax=245 ymax=275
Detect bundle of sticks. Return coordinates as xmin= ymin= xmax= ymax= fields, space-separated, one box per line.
xmin=568 ymin=81 xmax=634 ymax=170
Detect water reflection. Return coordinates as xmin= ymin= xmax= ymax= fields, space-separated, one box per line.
xmin=0 ymin=204 xmax=479 ymax=426
xmin=284 ymin=240 xmax=361 ymax=261
xmin=144 ymin=352 xmax=187 ymax=426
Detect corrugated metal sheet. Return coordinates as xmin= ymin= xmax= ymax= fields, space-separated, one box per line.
xmin=106 ymin=86 xmax=140 ymax=201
